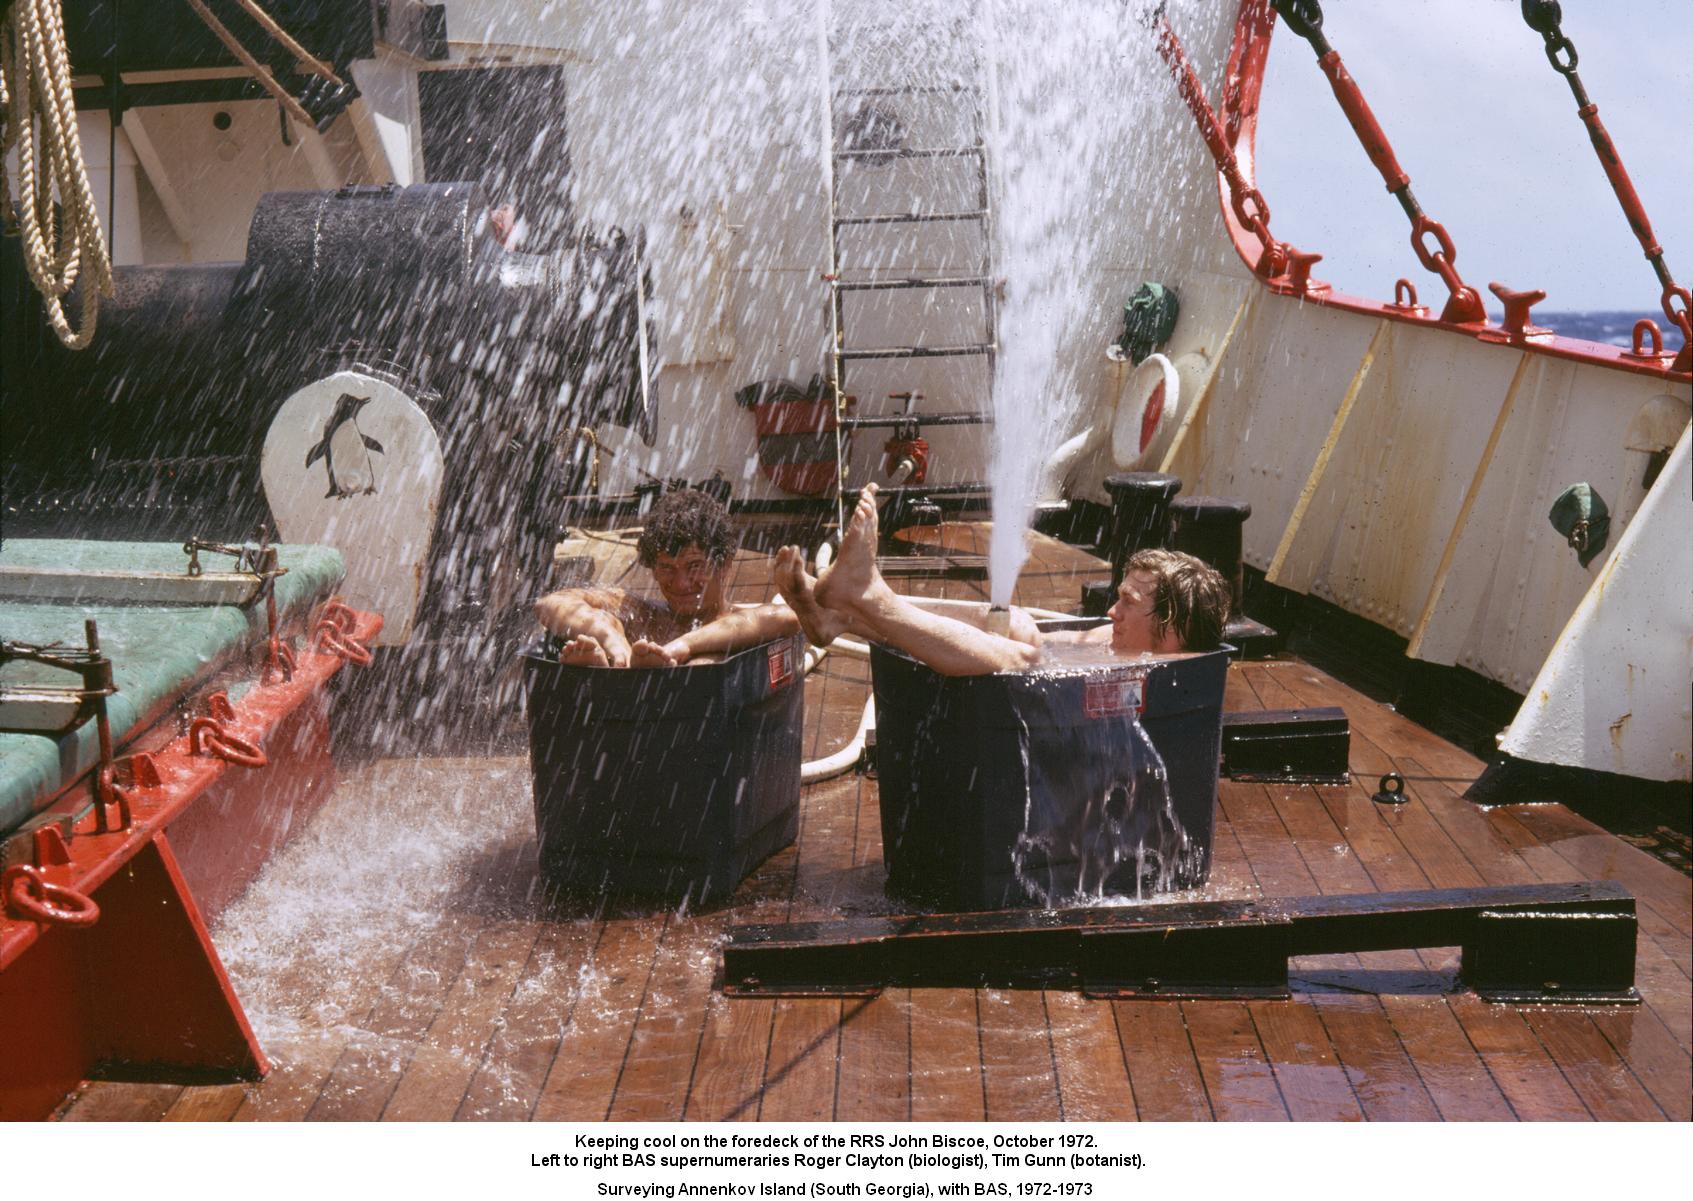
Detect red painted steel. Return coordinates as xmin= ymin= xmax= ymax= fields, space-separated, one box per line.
xmin=1199 ymin=0 xmax=1690 ymax=381
xmin=0 ymin=606 xmax=380 ymax=1121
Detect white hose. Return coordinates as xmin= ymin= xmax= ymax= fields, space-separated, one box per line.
xmin=801 ymin=694 xmax=876 ymax=784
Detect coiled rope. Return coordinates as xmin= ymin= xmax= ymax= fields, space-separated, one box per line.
xmin=0 ymin=0 xmax=115 ymax=349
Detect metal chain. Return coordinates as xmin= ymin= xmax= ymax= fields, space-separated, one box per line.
xmin=1272 ymin=0 xmax=1485 ymax=324
xmin=1518 ymin=0 xmax=1687 ymax=341
xmin=1147 ymin=7 xmax=1292 ymax=281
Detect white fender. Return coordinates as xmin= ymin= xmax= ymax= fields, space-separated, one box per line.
xmin=261 ymin=370 xmax=444 ymax=646
xmin=1111 ymin=352 xmax=1180 ymax=470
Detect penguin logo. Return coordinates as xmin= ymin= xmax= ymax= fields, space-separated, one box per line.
xmin=305 ymin=392 xmax=385 ymax=498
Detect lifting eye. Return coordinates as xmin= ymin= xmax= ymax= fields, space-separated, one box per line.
xmin=212 ymin=111 xmax=233 ymax=131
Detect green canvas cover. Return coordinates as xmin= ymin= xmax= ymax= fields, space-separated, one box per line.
xmin=0 ymin=541 xmax=346 ymax=838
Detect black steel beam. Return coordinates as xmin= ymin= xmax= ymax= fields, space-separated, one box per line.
xmin=720 ymin=881 xmax=1638 ymax=1004
xmin=1221 ymin=706 xmax=1350 ymax=783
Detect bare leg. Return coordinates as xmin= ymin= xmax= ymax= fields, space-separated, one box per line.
xmin=821 ymin=487 xmax=1042 ymax=676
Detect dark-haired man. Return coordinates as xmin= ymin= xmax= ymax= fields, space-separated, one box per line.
xmin=536 ymin=488 xmax=799 ymax=667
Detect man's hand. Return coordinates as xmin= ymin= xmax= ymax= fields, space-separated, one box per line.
xmin=630 ymin=637 xmax=691 ymax=667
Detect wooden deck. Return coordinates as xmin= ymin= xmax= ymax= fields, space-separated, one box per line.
xmin=57 ymin=532 xmax=1691 ymax=1122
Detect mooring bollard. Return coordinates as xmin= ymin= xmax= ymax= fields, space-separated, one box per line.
xmin=1083 ymin=471 xmax=1183 ymax=615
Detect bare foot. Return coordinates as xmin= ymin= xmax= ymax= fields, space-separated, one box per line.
xmin=815 ymin=483 xmax=889 ymax=613
xmin=559 ymin=634 xmax=611 ymax=667
xmin=629 ymin=638 xmax=673 ymax=667
xmin=775 ymin=546 xmax=850 ymax=647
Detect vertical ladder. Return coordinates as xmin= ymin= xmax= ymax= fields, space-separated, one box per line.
xmin=818 ymin=1 xmax=999 ymax=527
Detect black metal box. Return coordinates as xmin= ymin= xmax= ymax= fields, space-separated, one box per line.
xmin=522 ymin=636 xmax=804 ymax=906
xmin=871 ymin=626 xmax=1230 ymax=910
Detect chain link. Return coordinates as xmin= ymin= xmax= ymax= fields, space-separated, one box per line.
xmin=1271 ymin=0 xmax=1323 ymax=41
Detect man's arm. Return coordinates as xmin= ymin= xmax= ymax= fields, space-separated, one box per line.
xmin=535 ymin=588 xmax=637 ymax=667
xmin=631 ymin=604 xmax=802 ymax=666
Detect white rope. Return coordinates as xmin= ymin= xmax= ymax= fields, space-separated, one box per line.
xmin=0 ymin=0 xmax=115 ymax=349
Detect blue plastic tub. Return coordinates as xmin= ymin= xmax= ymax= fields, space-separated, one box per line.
xmin=522 ymin=635 xmax=804 ymax=906
xmin=871 ymin=621 xmax=1230 ymax=910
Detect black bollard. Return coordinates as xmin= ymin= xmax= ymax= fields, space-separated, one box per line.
xmin=1082 ymin=472 xmax=1183 ymax=615
xmin=1167 ymin=496 xmax=1279 ymax=655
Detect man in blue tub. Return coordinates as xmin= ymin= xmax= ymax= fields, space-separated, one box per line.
xmin=776 ymin=483 xmax=1228 ymax=672
xmin=535 ymin=488 xmax=800 ymax=667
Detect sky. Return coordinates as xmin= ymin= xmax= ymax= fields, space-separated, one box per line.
xmin=1250 ymin=0 xmax=1690 ymax=314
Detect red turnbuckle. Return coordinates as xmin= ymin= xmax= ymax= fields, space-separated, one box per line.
xmin=189 ymin=716 xmax=268 ymax=768
xmin=314 ymin=600 xmax=374 ymax=666
xmin=1150 ymin=8 xmax=1294 ymax=282
xmin=1275 ymin=2 xmax=1485 ymax=325
xmin=1522 ymin=3 xmax=1685 ymax=364
xmin=3 ymin=864 xmax=101 ymax=928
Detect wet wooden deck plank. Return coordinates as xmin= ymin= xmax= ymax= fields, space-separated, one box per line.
xmin=1504 ymin=804 xmax=1692 ymax=939
xmin=456 ymin=919 xmax=603 ymax=1120
xmin=908 ymin=990 xmax=987 ymax=1122
xmin=758 ymin=998 xmax=846 ymax=1121
xmin=684 ymin=992 xmax=776 ymax=1122
xmin=1587 ymin=1007 xmax=1693 ymax=1121
xmin=1247 ymin=785 xmax=1452 ymax=1122
xmin=978 ymin=989 xmax=1063 ymax=1121
xmin=681 ymin=805 xmax=805 ymax=1123
xmin=530 ymin=917 xmax=668 ymax=1122
xmin=1217 ymin=778 xmax=1442 ymax=1120
xmin=1043 ymin=991 xmax=1137 ymax=1121
xmin=1375 ymin=996 xmax=1515 ymax=1121
xmin=1396 ymin=762 xmax=1691 ymax=1092
xmin=305 ymin=913 xmax=482 ymax=1121
xmin=59 ymin=1082 xmax=184 ymax=1121
xmin=382 ymin=921 xmax=544 ymax=1121
xmin=1112 ymin=1003 xmax=1211 ymax=1120
xmin=161 ymin=1083 xmax=248 ymax=1122
xmin=757 ymin=772 xmax=857 ymax=1119
xmin=605 ymin=915 xmax=729 ymax=1122
xmin=1180 ymin=1002 xmax=1288 ymax=1121
xmin=835 ymin=991 xmax=913 ymax=1122
xmin=1522 ymin=1007 xmax=1669 ymax=1121
xmin=1246 ymin=999 xmax=1364 ymax=1121
xmin=1446 ymin=998 xmax=1592 ymax=1121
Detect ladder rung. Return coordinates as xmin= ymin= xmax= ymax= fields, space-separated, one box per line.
xmin=834 ymin=146 xmax=984 ymax=160
xmin=834 ymin=276 xmax=990 ymax=292
xmin=841 ymin=413 xmax=992 ymax=428
xmin=836 ymin=84 xmax=977 ymax=97
xmin=836 ymin=210 xmax=988 ymax=227
xmin=838 ymin=343 xmax=995 ymax=360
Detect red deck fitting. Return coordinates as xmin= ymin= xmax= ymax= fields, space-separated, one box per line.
xmin=0 ymin=606 xmax=381 ymax=1121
